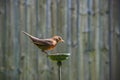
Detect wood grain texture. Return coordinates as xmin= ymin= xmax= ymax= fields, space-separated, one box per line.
xmin=0 ymin=0 xmax=119 ymax=80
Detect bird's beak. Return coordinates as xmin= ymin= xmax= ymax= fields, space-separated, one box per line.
xmin=61 ymin=40 xmax=64 ymax=42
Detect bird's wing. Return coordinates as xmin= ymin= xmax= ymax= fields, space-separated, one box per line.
xmin=33 ymin=39 xmax=55 ymax=46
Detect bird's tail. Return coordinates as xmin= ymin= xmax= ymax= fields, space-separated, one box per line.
xmin=22 ymin=31 xmax=33 ymax=38
xmin=22 ymin=31 xmax=40 ymax=42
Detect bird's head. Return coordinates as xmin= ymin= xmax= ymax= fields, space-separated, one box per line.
xmin=52 ymin=36 xmax=64 ymax=43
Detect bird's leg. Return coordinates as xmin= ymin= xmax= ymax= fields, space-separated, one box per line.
xmin=44 ymin=51 xmax=48 ymax=55
xmin=43 ymin=51 xmax=48 ymax=57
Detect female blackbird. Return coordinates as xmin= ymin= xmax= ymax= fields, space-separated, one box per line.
xmin=22 ymin=31 xmax=64 ymax=54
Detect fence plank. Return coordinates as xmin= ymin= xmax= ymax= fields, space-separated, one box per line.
xmin=0 ymin=0 xmax=119 ymax=80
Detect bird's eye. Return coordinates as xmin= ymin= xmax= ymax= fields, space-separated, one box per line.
xmin=58 ymin=37 xmax=61 ymax=40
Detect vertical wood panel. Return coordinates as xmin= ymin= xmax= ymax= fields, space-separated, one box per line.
xmin=0 ymin=0 xmax=7 ymax=80
xmin=70 ymin=0 xmax=78 ymax=79
xmin=79 ymin=0 xmax=88 ymax=79
xmin=0 ymin=0 xmax=118 ymax=80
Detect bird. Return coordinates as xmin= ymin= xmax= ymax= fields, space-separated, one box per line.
xmin=22 ymin=31 xmax=64 ymax=55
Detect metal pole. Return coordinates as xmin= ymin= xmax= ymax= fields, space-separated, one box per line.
xmin=57 ymin=61 xmax=62 ymax=80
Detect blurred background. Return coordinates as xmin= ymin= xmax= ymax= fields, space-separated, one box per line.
xmin=0 ymin=0 xmax=120 ymax=80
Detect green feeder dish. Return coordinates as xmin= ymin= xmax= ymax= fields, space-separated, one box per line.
xmin=48 ymin=53 xmax=70 ymax=61
xmin=48 ymin=53 xmax=70 ymax=80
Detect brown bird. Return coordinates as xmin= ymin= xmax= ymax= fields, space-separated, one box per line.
xmin=22 ymin=31 xmax=64 ymax=54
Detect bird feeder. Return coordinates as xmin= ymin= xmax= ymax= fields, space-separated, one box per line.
xmin=48 ymin=53 xmax=70 ymax=80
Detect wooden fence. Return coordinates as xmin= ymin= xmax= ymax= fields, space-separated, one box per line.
xmin=0 ymin=0 xmax=120 ymax=80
